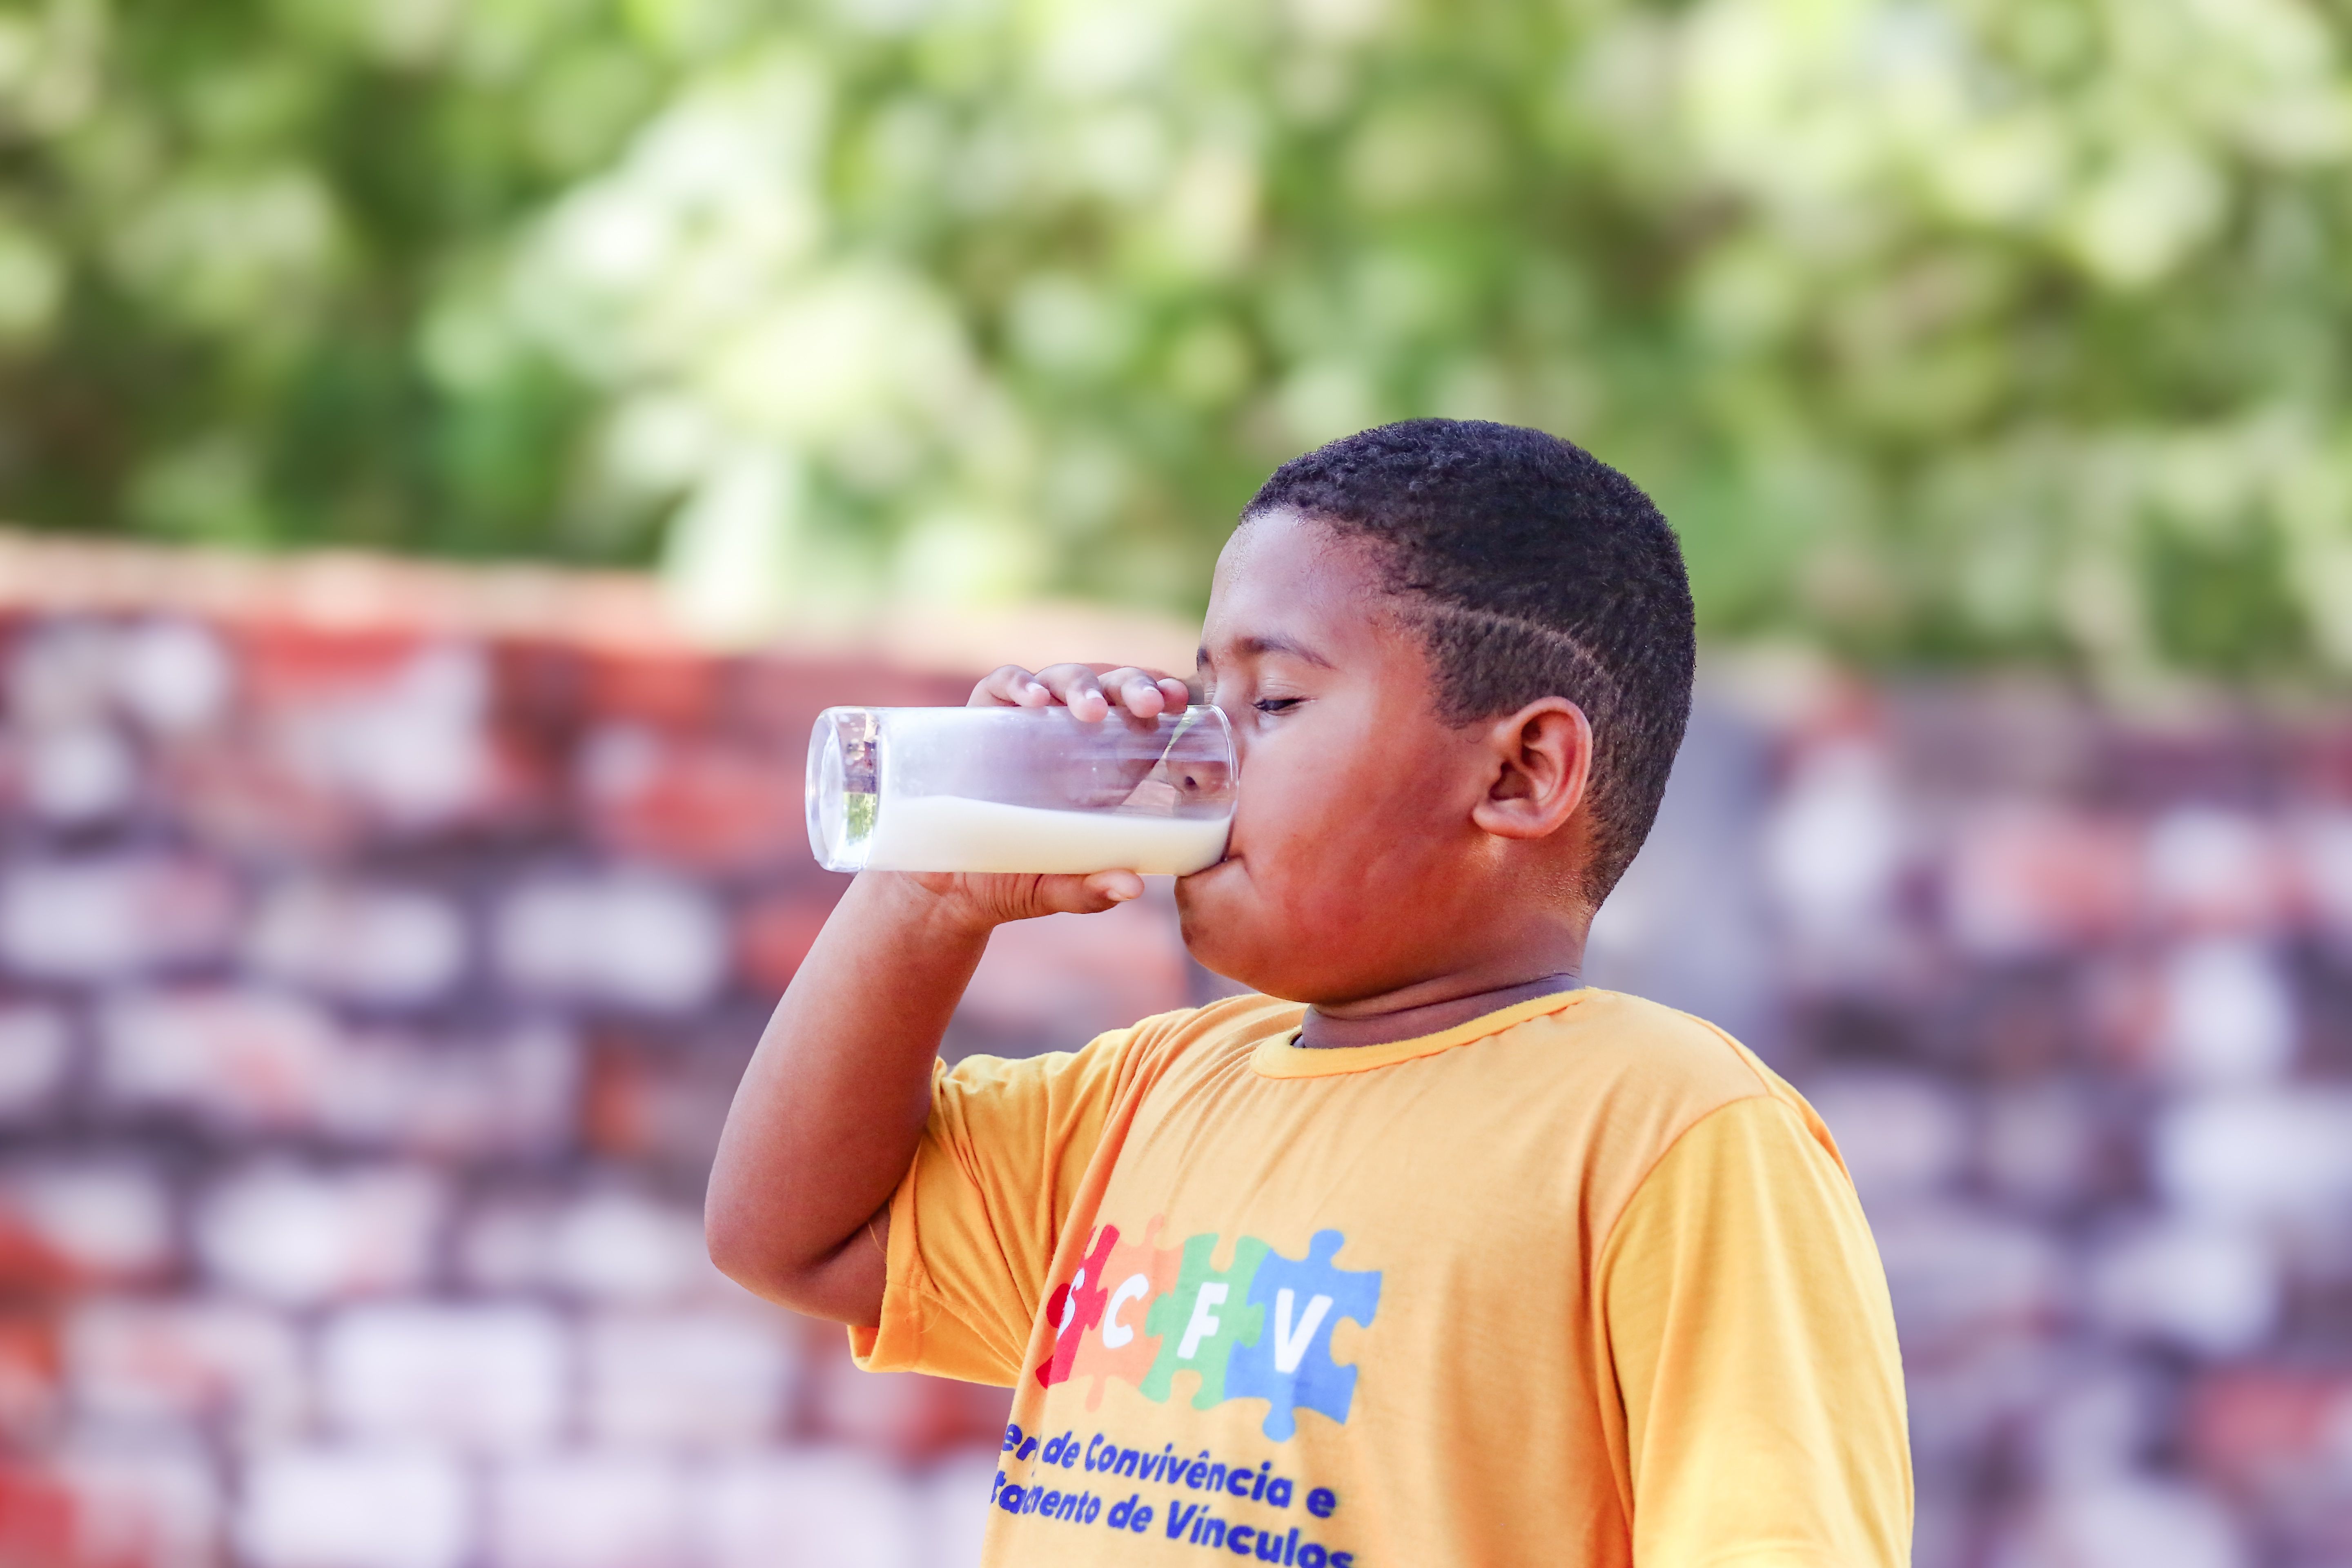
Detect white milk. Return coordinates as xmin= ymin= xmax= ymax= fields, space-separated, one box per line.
xmin=863 ymin=794 xmax=1230 ymax=875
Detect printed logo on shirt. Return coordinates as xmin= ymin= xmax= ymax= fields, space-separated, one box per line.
xmin=1036 ymin=1221 xmax=1382 ymax=1441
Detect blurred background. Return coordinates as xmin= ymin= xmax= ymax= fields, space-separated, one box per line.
xmin=0 ymin=0 xmax=2345 ymax=1564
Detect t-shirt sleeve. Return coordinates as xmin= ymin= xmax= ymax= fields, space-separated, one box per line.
xmin=1598 ymin=1092 xmax=1913 ymax=1568
xmin=849 ymin=1026 xmax=1145 ymax=1386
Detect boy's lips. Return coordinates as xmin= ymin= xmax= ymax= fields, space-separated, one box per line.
xmin=1181 ymin=850 xmax=1241 ymax=882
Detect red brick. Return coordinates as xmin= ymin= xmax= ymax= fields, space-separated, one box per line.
xmin=66 ymin=1299 xmax=303 ymax=1441
xmin=1943 ymin=804 xmax=2142 ymax=959
xmin=583 ymin=652 xmax=719 ymax=731
xmin=575 ymin=1034 xmax=738 ymax=1174
xmin=722 ymin=657 xmax=969 ymax=745
xmin=0 ymin=1465 xmax=78 ymax=1568
xmin=234 ymin=625 xmax=422 ymax=704
xmin=0 ymin=1207 xmax=76 ymax=1298
xmin=53 ymin=1443 xmax=220 ymax=1568
xmin=0 ymin=1310 xmax=58 ymax=1441
xmin=1 ymin=1164 xmax=174 ymax=1287
xmin=2185 ymin=1369 xmax=2352 ymax=1496
xmin=578 ymin=726 xmax=804 ymax=869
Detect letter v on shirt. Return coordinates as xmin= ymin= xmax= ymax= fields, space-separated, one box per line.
xmin=853 ymin=988 xmax=1914 ymax=1568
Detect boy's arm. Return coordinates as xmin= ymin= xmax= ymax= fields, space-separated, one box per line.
xmin=1599 ymin=1094 xmax=1913 ymax=1568
xmin=704 ymin=660 xmax=1192 ymax=1326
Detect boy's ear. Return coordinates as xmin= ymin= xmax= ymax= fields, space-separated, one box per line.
xmin=1468 ymin=697 xmax=1592 ymax=842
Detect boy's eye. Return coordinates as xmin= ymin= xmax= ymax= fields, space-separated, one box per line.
xmin=1253 ymin=697 xmax=1303 ymax=715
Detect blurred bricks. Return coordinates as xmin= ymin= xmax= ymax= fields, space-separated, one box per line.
xmin=0 ymin=551 xmax=1213 ymax=1566
xmin=318 ymin=1305 xmax=567 ymax=1452
xmin=582 ymin=1310 xmax=797 ymax=1449
xmin=577 ymin=725 xmax=804 ymax=869
xmin=0 ymin=539 xmax=2339 ymax=1567
xmin=50 ymin=1440 xmax=221 ymax=1568
xmin=0 ymin=1002 xmax=73 ymax=1122
xmin=1 ymin=1162 xmax=175 ymax=1285
xmin=455 ymin=1190 xmax=721 ymax=1306
xmin=488 ymin=1454 xmax=690 ymax=1568
xmin=699 ymin=1448 xmax=923 ymax=1568
xmin=243 ymin=881 xmax=468 ymax=1009
xmin=196 ymin=1165 xmax=444 ymax=1306
xmin=0 ymin=856 xmax=240 ymax=982
xmin=67 ymin=1298 xmax=304 ymax=1441
xmin=493 ymin=872 xmax=727 ymax=1014
xmin=238 ymin=1446 xmax=470 ymax=1568
xmin=100 ymin=989 xmax=342 ymax=1135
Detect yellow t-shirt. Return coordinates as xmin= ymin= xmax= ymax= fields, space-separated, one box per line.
xmin=853 ymin=989 xmax=1912 ymax=1568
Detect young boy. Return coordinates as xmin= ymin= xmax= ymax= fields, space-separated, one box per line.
xmin=708 ymin=421 xmax=1912 ymax=1566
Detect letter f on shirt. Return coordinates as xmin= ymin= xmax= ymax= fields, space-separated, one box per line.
xmin=1178 ymin=1283 xmax=1229 ymax=1358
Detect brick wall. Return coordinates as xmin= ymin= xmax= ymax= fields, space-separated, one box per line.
xmin=0 ymin=583 xmax=1210 ymax=1568
xmin=1594 ymin=672 xmax=2352 ymax=1568
xmin=0 ymin=537 xmax=2347 ymax=1568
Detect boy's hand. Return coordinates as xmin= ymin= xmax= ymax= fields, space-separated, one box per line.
xmin=886 ymin=661 xmax=1198 ymax=928
xmin=971 ymin=661 xmax=1194 ymax=722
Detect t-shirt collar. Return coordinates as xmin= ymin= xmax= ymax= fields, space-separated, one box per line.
xmin=1250 ymin=988 xmax=1590 ymax=1080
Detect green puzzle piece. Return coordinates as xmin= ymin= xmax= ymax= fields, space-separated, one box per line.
xmin=1141 ymin=1232 xmax=1267 ymax=1409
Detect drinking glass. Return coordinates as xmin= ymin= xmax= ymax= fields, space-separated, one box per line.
xmin=806 ymin=704 xmax=1236 ymax=875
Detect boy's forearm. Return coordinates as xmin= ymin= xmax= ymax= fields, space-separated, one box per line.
xmin=706 ymin=659 xmax=1169 ymax=1321
xmin=705 ymin=872 xmax=993 ymax=1321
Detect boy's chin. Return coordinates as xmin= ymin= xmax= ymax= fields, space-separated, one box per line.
xmin=1173 ymin=860 xmax=1269 ymax=988
xmin=1174 ymin=860 xmax=1316 ymax=1001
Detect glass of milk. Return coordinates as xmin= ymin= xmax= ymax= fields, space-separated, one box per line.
xmin=806 ymin=704 xmax=1236 ymax=875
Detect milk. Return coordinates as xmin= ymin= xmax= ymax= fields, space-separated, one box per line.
xmin=862 ymin=793 xmax=1229 ymax=875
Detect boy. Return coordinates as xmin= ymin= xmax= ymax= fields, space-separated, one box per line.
xmin=709 ymin=421 xmax=1912 ymax=1566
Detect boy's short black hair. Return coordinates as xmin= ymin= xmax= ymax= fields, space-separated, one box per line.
xmin=1241 ymin=419 xmax=1695 ymax=906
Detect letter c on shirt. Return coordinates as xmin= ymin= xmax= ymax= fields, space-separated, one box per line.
xmin=1101 ymin=1273 xmax=1151 ymax=1349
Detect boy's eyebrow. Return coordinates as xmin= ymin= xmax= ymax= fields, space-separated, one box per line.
xmin=1196 ymin=634 xmax=1335 ymax=670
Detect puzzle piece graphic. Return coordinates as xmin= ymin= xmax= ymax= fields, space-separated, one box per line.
xmin=1035 ymin=1223 xmax=1119 ymax=1388
xmin=1224 ymin=1229 xmax=1383 ymax=1441
xmin=1067 ymin=1216 xmax=1183 ymax=1409
xmin=1141 ymin=1231 xmax=1266 ymax=1409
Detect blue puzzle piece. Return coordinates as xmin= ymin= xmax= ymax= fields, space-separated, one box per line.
xmin=1225 ymin=1229 xmax=1382 ymax=1441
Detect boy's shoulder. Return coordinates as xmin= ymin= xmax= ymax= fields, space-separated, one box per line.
xmin=1533 ymin=987 xmax=1826 ymax=1132
xmin=1541 ymin=988 xmax=1844 ymax=1177
xmin=1548 ymin=987 xmax=1786 ymax=1095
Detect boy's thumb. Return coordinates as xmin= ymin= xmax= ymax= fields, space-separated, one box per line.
xmin=1083 ymin=870 xmax=1144 ymax=906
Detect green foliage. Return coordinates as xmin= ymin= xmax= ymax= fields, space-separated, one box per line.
xmin=0 ymin=0 xmax=2348 ymax=684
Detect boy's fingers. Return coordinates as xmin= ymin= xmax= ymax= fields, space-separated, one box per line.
xmin=1097 ymin=667 xmax=1172 ymax=719
xmin=1033 ymin=664 xmax=1111 ymax=720
xmin=1093 ymin=668 xmax=1194 ymax=719
xmin=970 ymin=662 xmax=1190 ymax=718
xmin=970 ymin=665 xmax=1052 ymax=707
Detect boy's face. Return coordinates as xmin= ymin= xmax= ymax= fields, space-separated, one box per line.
xmin=1178 ymin=508 xmax=1534 ymax=1004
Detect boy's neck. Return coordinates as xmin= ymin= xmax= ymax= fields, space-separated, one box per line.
xmin=1297 ymin=970 xmax=1582 ymax=1050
